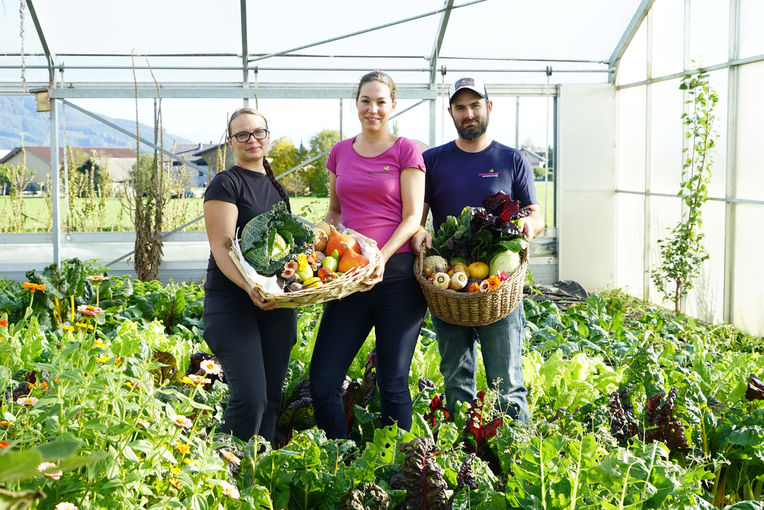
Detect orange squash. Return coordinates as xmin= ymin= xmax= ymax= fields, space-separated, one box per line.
xmin=325 ymin=226 xmax=359 ymax=259
xmin=338 ymin=242 xmax=369 ymax=273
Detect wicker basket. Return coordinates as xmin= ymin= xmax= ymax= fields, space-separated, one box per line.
xmin=415 ymin=249 xmax=527 ymax=327
xmin=227 ymin=228 xmax=382 ymax=308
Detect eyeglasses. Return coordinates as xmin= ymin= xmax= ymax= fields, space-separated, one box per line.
xmin=231 ymin=129 xmax=269 ymax=142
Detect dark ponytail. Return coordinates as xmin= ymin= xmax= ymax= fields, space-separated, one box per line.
xmin=263 ymin=157 xmax=291 ymax=212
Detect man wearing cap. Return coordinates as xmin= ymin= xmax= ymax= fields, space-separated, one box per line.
xmin=411 ymin=75 xmax=545 ymax=424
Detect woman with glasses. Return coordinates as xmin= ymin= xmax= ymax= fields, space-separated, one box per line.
xmin=309 ymin=71 xmax=427 ymax=439
xmin=202 ymin=107 xmax=296 ymax=444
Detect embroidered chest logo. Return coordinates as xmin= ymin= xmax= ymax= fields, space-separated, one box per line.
xmin=371 ymin=165 xmax=396 ymax=177
xmin=478 ymin=168 xmax=499 ymax=178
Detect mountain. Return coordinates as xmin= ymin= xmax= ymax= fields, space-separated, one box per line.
xmin=0 ymin=96 xmax=193 ymax=150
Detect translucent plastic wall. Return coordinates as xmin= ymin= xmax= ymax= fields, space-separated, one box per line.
xmin=614 ymin=0 xmax=764 ymax=335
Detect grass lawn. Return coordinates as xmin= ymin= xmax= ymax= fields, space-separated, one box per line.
xmin=0 ymin=181 xmax=554 ymax=233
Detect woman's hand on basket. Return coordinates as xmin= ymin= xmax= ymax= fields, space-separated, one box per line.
xmin=410 ymin=227 xmax=431 ymax=255
xmin=248 ymin=287 xmax=277 ymax=310
xmin=360 ymin=262 xmax=385 ymax=291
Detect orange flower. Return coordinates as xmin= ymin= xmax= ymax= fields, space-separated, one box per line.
xmin=0 ymin=441 xmax=9 ymax=448
xmin=0 ymin=420 xmax=13 ymax=427
xmin=22 ymin=282 xmax=46 ymax=293
xmin=0 ymin=319 xmax=7 ymax=327
xmin=468 ymin=282 xmax=481 ymax=293
xmin=486 ymin=275 xmax=502 ymax=291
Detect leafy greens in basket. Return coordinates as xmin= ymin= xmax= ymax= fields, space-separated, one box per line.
xmin=430 ymin=191 xmax=531 ymax=263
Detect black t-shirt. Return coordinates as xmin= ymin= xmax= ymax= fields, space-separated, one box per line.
xmin=203 ymin=166 xmax=285 ymax=294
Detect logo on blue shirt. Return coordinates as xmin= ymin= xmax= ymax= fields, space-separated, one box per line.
xmin=478 ymin=168 xmax=498 ymax=178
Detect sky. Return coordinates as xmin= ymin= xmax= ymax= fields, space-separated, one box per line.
xmin=0 ymin=0 xmax=639 ymax=150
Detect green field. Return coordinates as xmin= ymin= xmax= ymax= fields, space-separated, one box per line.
xmin=0 ymin=182 xmax=554 ymax=233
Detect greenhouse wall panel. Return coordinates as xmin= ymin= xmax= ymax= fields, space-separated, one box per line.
xmin=735 ymin=61 xmax=764 ymax=202
xmin=707 ymin=69 xmax=729 ymax=198
xmin=615 ymin=193 xmax=646 ymax=298
xmin=650 ymin=0 xmax=684 ymax=78
xmin=732 ymin=205 xmax=764 ymax=337
xmin=558 ymin=84 xmax=616 ymax=292
xmin=689 ymin=0 xmax=730 ymax=68
xmin=684 ymin=200 xmax=727 ymax=324
xmin=616 ymin=86 xmax=647 ymax=191
xmin=739 ymin=0 xmax=764 ymax=58
xmin=646 ymin=195 xmax=682 ymax=304
xmin=648 ymin=79 xmax=683 ymax=195
xmin=616 ymin=22 xmax=647 ymax=86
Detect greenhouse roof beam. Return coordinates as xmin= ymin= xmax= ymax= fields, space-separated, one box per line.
xmin=429 ymin=0 xmax=454 ymax=84
xmin=24 ymin=0 xmax=54 ymax=81
xmin=36 ymin=82 xmax=559 ymax=99
xmin=609 ymin=0 xmax=655 ymax=83
xmin=240 ymin=0 xmax=249 ymax=106
xmin=248 ymin=0 xmax=487 ymax=63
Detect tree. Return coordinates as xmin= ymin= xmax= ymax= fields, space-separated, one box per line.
xmin=651 ymin=70 xmax=718 ymax=314
xmin=304 ymin=129 xmax=339 ymax=197
xmin=269 ymin=136 xmax=305 ymax=195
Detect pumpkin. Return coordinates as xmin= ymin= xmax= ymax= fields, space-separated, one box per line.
xmin=338 ymin=242 xmax=369 ymax=273
xmin=325 ymin=226 xmax=359 ymax=259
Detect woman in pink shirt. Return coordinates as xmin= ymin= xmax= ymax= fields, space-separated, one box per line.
xmin=309 ymin=71 xmax=427 ymax=439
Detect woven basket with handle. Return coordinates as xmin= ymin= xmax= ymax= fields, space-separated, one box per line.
xmin=227 ymin=228 xmax=382 ymax=308
xmin=414 ymin=249 xmax=527 ymax=326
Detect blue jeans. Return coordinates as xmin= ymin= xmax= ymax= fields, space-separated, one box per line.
xmin=433 ymin=304 xmax=529 ymax=423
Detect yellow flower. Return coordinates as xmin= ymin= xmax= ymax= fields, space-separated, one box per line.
xmin=174 ymin=442 xmax=190 ymax=455
xmin=220 ymin=481 xmax=240 ymax=499
xmin=168 ymin=477 xmax=182 ymax=489
xmin=170 ymin=466 xmax=181 ymax=475
xmin=37 ymin=462 xmax=62 ymax=480
xmin=57 ymin=324 xmax=74 ymax=333
xmin=96 ymin=356 xmax=112 ymax=363
xmin=76 ymin=322 xmax=94 ymax=330
xmin=92 ymin=339 xmax=106 ymax=349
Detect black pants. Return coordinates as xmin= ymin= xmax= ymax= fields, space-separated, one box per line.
xmin=309 ymin=253 xmax=426 ymax=439
xmin=203 ymin=291 xmax=297 ymax=443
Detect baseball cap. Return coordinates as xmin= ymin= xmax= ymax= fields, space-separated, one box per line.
xmin=448 ymin=76 xmax=488 ymax=104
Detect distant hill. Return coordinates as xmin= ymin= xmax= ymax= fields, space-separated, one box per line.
xmin=0 ymin=96 xmax=193 ymax=150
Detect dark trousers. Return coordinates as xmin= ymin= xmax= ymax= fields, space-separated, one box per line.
xmin=309 ymin=265 xmax=426 ymax=439
xmin=203 ymin=292 xmax=297 ymax=443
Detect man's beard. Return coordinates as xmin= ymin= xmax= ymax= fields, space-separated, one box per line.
xmin=455 ymin=116 xmax=488 ymax=140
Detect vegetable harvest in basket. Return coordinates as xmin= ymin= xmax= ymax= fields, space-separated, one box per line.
xmin=240 ymin=202 xmax=370 ymax=292
xmin=423 ymin=191 xmax=530 ymax=292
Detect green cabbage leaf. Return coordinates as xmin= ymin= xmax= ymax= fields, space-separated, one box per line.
xmin=240 ymin=201 xmax=314 ymax=276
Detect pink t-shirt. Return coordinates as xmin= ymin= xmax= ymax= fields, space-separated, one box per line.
xmin=327 ymin=136 xmax=425 ymax=254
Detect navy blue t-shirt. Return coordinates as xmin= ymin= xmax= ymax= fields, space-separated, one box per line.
xmin=203 ymin=166 xmax=285 ymax=293
xmin=423 ymin=140 xmax=537 ymax=229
